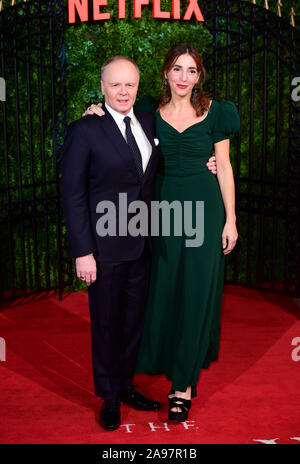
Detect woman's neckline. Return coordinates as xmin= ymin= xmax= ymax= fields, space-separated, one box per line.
xmin=158 ymin=100 xmax=214 ymax=134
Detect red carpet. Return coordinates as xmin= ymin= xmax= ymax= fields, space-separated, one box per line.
xmin=0 ymin=285 xmax=299 ymax=444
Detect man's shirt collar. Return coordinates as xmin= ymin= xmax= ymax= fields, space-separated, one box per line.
xmin=105 ymin=102 xmax=136 ymax=126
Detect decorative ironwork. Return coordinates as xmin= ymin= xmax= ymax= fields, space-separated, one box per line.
xmin=0 ymin=0 xmax=70 ymax=301
xmin=277 ymin=0 xmax=282 ymax=17
xmin=290 ymin=7 xmax=296 ymax=26
xmin=202 ymin=0 xmax=300 ymax=296
xmin=0 ymin=0 xmax=299 ymax=299
xmin=0 ymin=0 xmax=298 ymax=27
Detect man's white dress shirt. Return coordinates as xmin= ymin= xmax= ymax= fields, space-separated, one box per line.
xmin=105 ymin=103 xmax=152 ymax=173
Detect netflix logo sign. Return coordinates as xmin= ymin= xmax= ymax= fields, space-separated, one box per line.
xmin=68 ymin=0 xmax=205 ymax=23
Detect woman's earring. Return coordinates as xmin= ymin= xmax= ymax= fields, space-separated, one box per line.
xmin=163 ymin=78 xmax=169 ymax=88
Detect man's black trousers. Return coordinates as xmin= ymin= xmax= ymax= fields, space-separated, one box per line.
xmin=87 ymin=242 xmax=151 ymax=400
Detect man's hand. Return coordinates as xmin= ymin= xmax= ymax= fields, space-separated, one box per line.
xmin=76 ymin=254 xmax=97 ymax=286
xmin=82 ymin=103 xmax=105 ymax=117
xmin=206 ymin=154 xmax=217 ymax=174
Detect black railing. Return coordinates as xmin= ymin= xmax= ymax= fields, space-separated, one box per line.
xmin=0 ymin=0 xmax=299 ymax=300
xmin=202 ymin=0 xmax=300 ymax=296
xmin=0 ymin=0 xmax=71 ymax=301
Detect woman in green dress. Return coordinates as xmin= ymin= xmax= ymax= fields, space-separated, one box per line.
xmin=84 ymin=44 xmax=240 ymax=422
xmin=135 ymin=44 xmax=240 ymax=422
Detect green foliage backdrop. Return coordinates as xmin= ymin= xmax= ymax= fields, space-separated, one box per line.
xmin=65 ymin=2 xmax=213 ymax=121
xmin=0 ymin=0 xmax=299 ymax=296
xmin=64 ymin=1 xmax=298 ymax=291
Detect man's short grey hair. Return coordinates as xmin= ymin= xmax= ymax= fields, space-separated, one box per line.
xmin=101 ymin=56 xmax=140 ymax=81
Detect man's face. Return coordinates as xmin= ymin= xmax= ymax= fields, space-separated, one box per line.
xmin=101 ymin=60 xmax=139 ymax=115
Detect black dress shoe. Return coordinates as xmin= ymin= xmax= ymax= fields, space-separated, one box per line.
xmin=120 ymin=385 xmax=160 ymax=411
xmin=99 ymin=399 xmax=121 ymax=431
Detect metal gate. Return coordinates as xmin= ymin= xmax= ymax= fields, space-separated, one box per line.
xmin=202 ymin=0 xmax=300 ymax=296
xmin=0 ymin=0 xmax=70 ymax=300
xmin=0 ymin=0 xmax=299 ymax=300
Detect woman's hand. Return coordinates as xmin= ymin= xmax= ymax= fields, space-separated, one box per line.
xmin=206 ymin=154 xmax=217 ymax=174
xmin=82 ymin=102 xmax=105 ymax=117
xmin=222 ymin=221 xmax=238 ymax=254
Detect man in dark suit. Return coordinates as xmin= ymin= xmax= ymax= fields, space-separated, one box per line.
xmin=61 ymin=56 xmax=160 ymax=431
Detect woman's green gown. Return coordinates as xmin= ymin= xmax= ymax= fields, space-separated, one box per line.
xmin=135 ymin=96 xmax=240 ymax=395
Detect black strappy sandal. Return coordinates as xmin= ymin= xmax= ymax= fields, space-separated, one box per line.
xmin=168 ymin=396 xmax=191 ymax=422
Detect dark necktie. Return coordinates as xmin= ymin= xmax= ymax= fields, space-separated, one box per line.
xmin=124 ymin=116 xmax=144 ymax=179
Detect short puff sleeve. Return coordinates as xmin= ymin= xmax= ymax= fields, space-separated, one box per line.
xmin=213 ymin=100 xmax=240 ymax=144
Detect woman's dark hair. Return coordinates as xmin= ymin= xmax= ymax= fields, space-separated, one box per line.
xmin=159 ymin=43 xmax=211 ymax=117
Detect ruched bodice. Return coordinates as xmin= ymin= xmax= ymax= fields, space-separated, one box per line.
xmin=156 ymin=112 xmax=214 ymax=176
xmin=156 ymin=100 xmax=240 ymax=176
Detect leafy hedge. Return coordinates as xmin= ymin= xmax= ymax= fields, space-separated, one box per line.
xmin=0 ymin=0 xmax=298 ymax=295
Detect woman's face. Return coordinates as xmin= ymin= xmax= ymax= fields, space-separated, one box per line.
xmin=165 ymin=53 xmax=200 ymax=99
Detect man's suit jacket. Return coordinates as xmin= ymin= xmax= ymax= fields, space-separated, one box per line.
xmin=61 ymin=105 xmax=159 ymax=262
